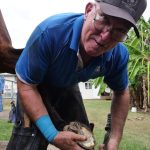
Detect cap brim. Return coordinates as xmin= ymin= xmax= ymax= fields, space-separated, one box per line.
xmin=99 ymin=2 xmax=140 ymax=38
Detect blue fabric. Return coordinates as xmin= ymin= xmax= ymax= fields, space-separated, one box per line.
xmin=0 ymin=76 xmax=5 ymax=92
xmin=0 ymin=96 xmax=3 ymax=112
xmin=16 ymin=13 xmax=129 ymax=91
xmin=0 ymin=76 xmax=5 ymax=112
xmin=35 ymin=115 xmax=59 ymax=142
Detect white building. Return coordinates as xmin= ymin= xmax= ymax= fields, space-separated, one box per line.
xmin=0 ymin=73 xmax=17 ymax=100
xmin=79 ymin=81 xmax=99 ymax=99
xmin=1 ymin=73 xmax=100 ymax=100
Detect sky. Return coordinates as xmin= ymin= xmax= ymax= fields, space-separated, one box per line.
xmin=0 ymin=0 xmax=150 ymax=48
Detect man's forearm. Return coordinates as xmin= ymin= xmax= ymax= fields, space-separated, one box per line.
xmin=17 ymin=79 xmax=48 ymax=121
xmin=110 ymin=89 xmax=130 ymax=144
xmin=17 ymin=78 xmax=59 ymax=142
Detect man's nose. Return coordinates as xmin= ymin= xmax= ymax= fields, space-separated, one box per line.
xmin=99 ymin=25 xmax=112 ymax=41
xmin=99 ymin=31 xmax=111 ymax=41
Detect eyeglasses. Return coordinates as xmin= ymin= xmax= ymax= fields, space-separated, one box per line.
xmin=92 ymin=12 xmax=128 ymax=42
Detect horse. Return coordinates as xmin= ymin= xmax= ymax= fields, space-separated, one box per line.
xmin=0 ymin=10 xmax=23 ymax=74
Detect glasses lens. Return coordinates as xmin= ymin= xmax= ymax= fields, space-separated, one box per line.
xmin=111 ymin=30 xmax=128 ymax=42
xmin=93 ymin=13 xmax=108 ymax=31
xmin=93 ymin=13 xmax=128 ymax=42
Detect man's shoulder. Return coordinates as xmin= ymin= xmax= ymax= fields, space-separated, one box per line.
xmin=114 ymin=43 xmax=128 ymax=51
xmin=39 ymin=13 xmax=83 ymax=30
xmin=112 ymin=43 xmax=129 ymax=57
xmin=103 ymin=43 xmax=128 ymax=62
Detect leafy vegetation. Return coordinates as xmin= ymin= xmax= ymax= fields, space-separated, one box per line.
xmin=0 ymin=120 xmax=13 ymax=140
xmin=124 ymin=17 xmax=150 ymax=110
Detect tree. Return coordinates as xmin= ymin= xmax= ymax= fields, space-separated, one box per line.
xmin=125 ymin=17 xmax=150 ymax=111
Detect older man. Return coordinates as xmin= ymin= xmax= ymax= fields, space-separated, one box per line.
xmin=7 ymin=0 xmax=147 ymax=150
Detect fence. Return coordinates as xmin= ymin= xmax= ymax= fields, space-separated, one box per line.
xmin=3 ymin=79 xmax=17 ymax=101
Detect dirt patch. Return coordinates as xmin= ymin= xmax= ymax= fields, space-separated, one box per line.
xmin=0 ymin=109 xmax=9 ymax=120
xmin=0 ymin=141 xmax=8 ymax=150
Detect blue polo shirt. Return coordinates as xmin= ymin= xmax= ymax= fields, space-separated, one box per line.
xmin=16 ymin=13 xmax=129 ymax=91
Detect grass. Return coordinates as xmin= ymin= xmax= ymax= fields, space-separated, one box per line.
xmin=0 ymin=99 xmax=13 ymax=140
xmin=0 ymin=120 xmax=13 ymax=140
xmin=0 ymin=99 xmax=150 ymax=150
xmin=84 ymin=100 xmax=150 ymax=150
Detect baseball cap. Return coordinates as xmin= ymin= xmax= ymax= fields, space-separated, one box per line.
xmin=95 ymin=0 xmax=147 ymax=38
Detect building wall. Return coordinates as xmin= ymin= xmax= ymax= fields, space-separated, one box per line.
xmin=1 ymin=74 xmax=100 ymax=100
xmin=79 ymin=82 xmax=99 ymax=99
xmin=0 ymin=73 xmax=17 ymax=100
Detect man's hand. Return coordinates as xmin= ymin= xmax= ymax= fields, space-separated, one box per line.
xmin=100 ymin=138 xmax=118 ymax=150
xmin=52 ymin=131 xmax=87 ymax=150
xmin=99 ymin=89 xmax=130 ymax=150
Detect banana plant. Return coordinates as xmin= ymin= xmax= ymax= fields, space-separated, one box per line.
xmin=125 ymin=17 xmax=150 ymax=107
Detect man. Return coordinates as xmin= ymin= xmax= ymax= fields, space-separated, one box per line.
xmin=8 ymin=100 xmax=16 ymax=123
xmin=7 ymin=0 xmax=147 ymax=150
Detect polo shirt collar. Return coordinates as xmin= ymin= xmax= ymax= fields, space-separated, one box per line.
xmin=70 ymin=14 xmax=84 ymax=51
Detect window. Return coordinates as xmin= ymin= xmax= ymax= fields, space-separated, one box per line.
xmin=85 ymin=82 xmax=92 ymax=89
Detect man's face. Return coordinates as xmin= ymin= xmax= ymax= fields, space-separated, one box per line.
xmin=80 ymin=3 xmax=131 ymax=57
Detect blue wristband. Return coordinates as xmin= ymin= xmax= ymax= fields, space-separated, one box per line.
xmin=35 ymin=115 xmax=59 ymax=142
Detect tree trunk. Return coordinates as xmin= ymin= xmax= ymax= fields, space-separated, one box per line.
xmin=142 ymin=76 xmax=148 ymax=112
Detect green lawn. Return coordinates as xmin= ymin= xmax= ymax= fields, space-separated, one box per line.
xmin=84 ymin=100 xmax=150 ymax=150
xmin=0 ymin=120 xmax=13 ymax=140
xmin=0 ymin=100 xmax=150 ymax=150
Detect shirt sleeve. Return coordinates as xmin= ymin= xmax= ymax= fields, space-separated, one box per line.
xmin=16 ymin=26 xmax=52 ymax=84
xmin=104 ymin=44 xmax=129 ymax=91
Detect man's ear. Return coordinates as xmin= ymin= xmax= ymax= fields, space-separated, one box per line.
xmin=84 ymin=2 xmax=94 ymax=19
